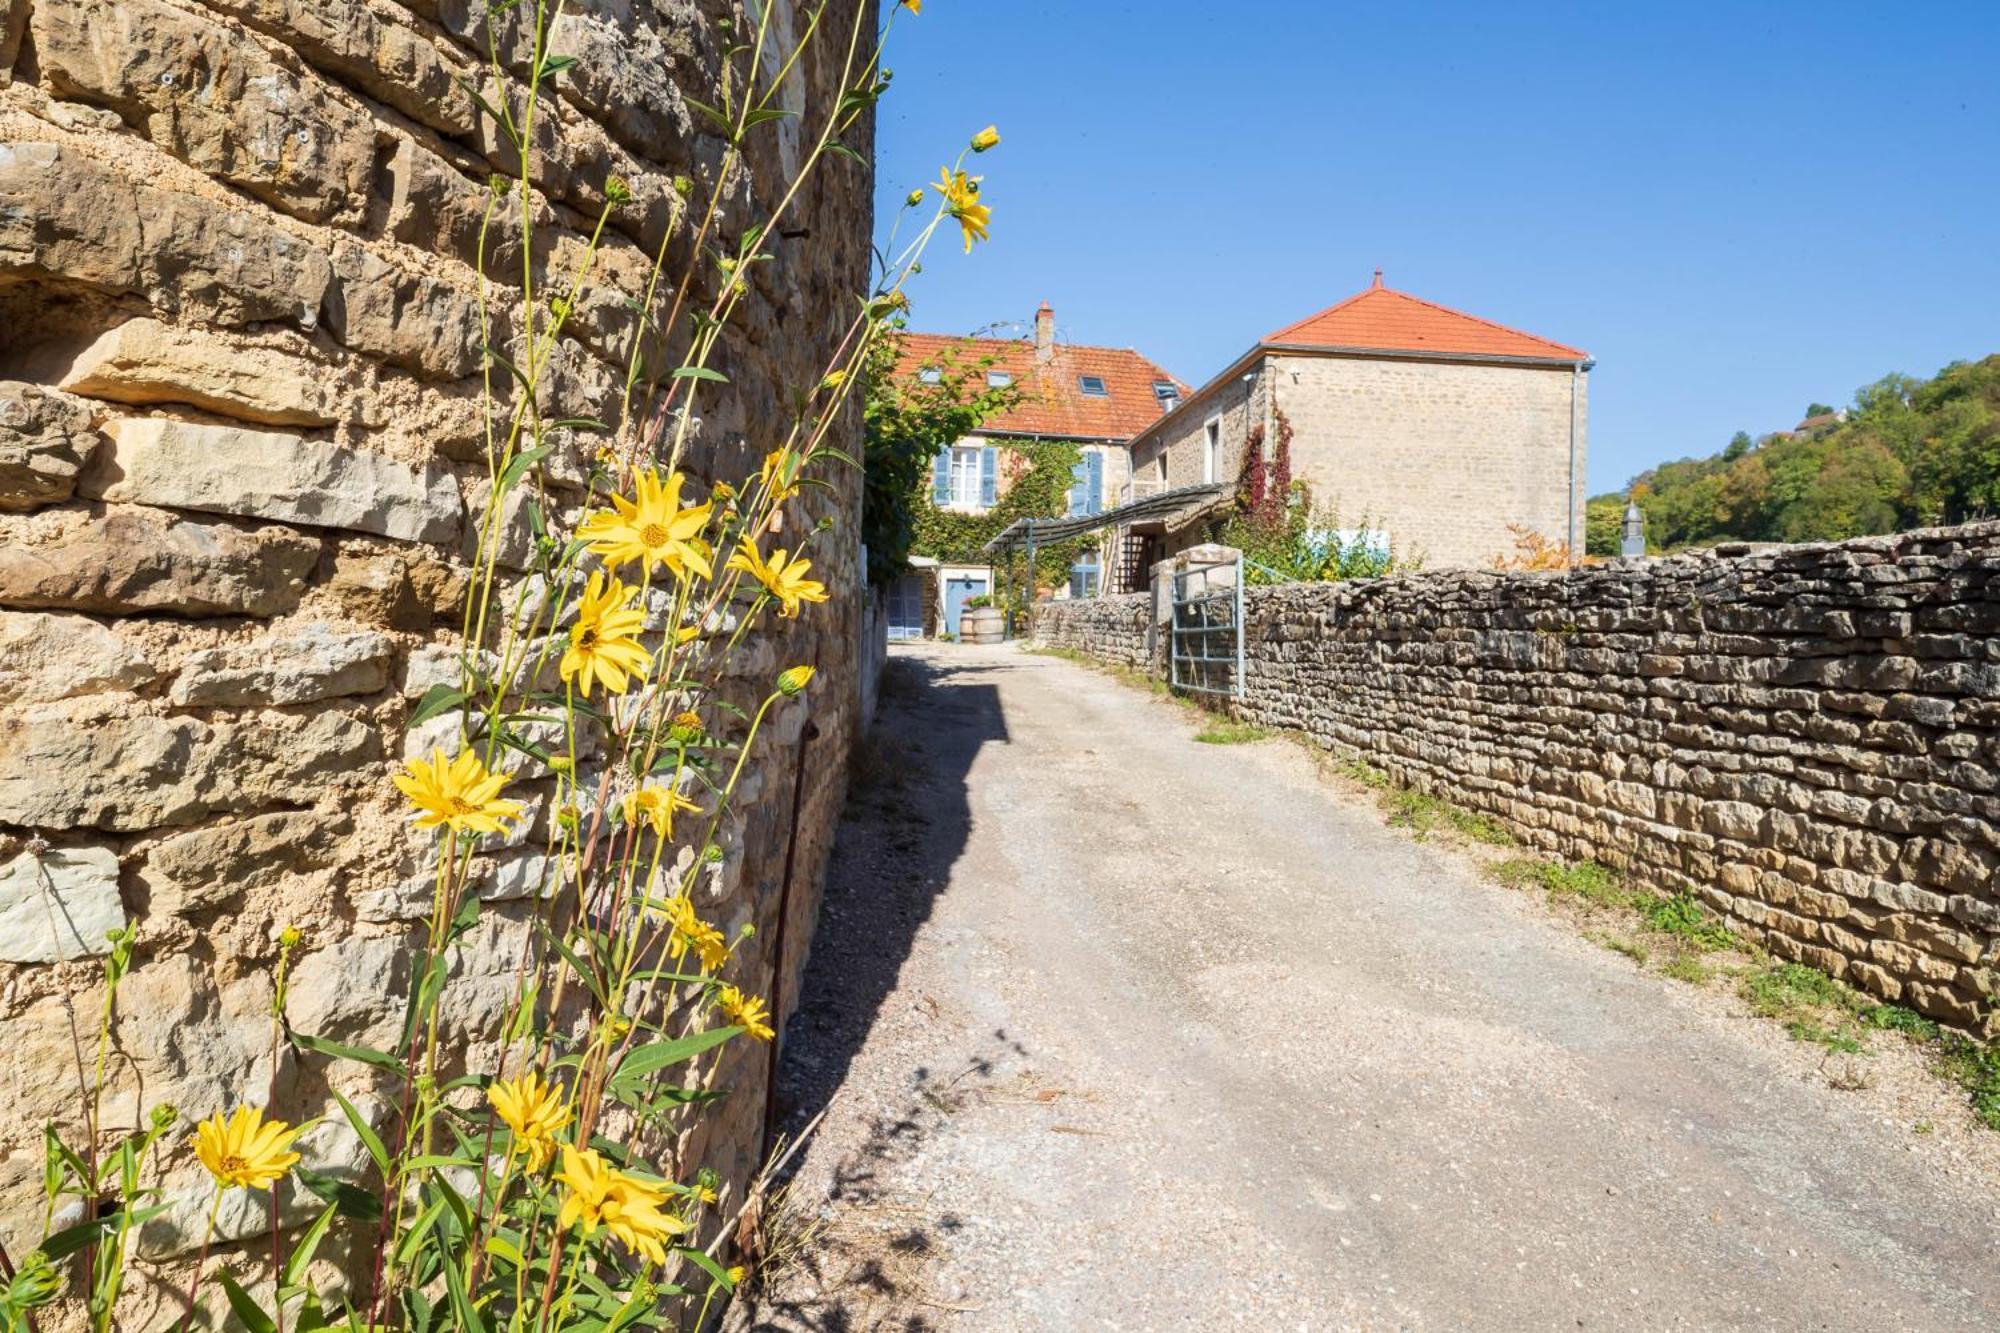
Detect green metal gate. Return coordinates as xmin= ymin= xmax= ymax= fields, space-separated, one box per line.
xmin=1169 ymin=555 xmax=1243 ymax=698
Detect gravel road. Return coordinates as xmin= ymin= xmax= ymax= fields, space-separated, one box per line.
xmin=731 ymin=642 xmax=2000 ymax=1332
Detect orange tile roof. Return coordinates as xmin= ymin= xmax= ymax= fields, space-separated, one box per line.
xmin=893 ymin=329 xmax=1187 ymax=442
xmin=1266 ymin=272 xmax=1588 ymax=363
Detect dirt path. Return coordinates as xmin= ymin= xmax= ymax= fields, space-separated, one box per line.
xmin=731 ymin=643 xmax=2000 ymax=1332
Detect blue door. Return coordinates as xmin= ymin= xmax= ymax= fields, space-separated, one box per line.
xmin=944 ymin=575 xmax=988 ymax=633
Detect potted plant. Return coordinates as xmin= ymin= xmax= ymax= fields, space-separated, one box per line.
xmin=959 ymin=593 xmax=1004 ymax=643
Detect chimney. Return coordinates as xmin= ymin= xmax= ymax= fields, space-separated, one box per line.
xmin=1033 ymin=301 xmax=1055 ymax=364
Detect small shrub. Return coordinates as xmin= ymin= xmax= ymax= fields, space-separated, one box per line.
xmin=1637 ymin=891 xmax=1738 ymax=951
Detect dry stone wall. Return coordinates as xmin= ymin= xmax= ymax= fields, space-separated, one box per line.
xmin=0 ymin=0 xmax=874 ymax=1287
xmin=1036 ymin=525 xmax=2000 ymax=1035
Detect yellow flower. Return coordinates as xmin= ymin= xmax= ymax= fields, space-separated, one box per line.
xmin=580 ymin=468 xmax=714 ymax=580
xmin=667 ymin=710 xmax=705 ymax=745
xmin=560 ymin=571 xmax=651 ymax=698
xmin=668 ymin=896 xmax=730 ymax=973
xmin=487 ymin=1073 xmax=569 ymax=1172
xmin=716 ymin=985 xmax=775 ymax=1041
xmin=556 ymin=1146 xmax=689 ymax=1266
xmin=776 ymin=665 xmax=816 ymax=697
xmin=931 ymin=167 xmax=991 ymax=253
xmin=970 ymin=125 xmax=1001 ymax=152
xmin=758 ymin=448 xmax=801 ymax=502
xmin=725 ymin=537 xmax=830 ymax=618
xmin=711 ymin=481 xmax=736 ymax=502
xmin=820 ymin=369 xmax=847 ymax=391
xmin=899 ymin=0 xmax=918 ymax=11
xmin=395 ymin=748 xmax=524 ymax=836
xmin=624 ymin=784 xmax=701 ymax=841
xmin=904 ymin=188 xmax=924 ymax=208
xmin=726 ymin=1264 xmax=747 ymax=1284
xmin=193 ymin=1106 xmax=303 ymax=1192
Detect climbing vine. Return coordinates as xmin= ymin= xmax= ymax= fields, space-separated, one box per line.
xmin=910 ymin=437 xmax=1099 ymax=605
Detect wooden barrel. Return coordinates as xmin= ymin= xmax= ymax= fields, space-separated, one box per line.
xmin=959 ymin=605 xmax=1004 ymax=644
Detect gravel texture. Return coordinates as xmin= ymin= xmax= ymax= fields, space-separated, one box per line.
xmin=731 ymin=642 xmax=2000 ymax=1332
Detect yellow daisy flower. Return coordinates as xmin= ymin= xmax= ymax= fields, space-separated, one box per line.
xmin=394 ymin=748 xmax=524 ymax=836
xmin=623 ymin=784 xmax=701 ymax=841
xmin=668 ymin=896 xmax=729 ymax=973
xmin=487 ymin=1072 xmax=569 ymax=1172
xmin=561 ymin=571 xmax=651 ymax=698
xmin=716 ymin=985 xmax=775 ymax=1041
xmin=580 ymin=468 xmax=714 ymax=580
xmin=556 ymin=1145 xmax=688 ymax=1266
xmin=725 ymin=537 xmax=830 ymax=618
xmin=932 ymin=167 xmax=991 ymax=252
xmin=193 ymin=1106 xmax=303 ymax=1192
xmin=758 ymin=448 xmax=801 ymax=502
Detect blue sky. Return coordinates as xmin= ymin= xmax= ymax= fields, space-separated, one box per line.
xmin=872 ymin=1 xmax=2000 ymax=493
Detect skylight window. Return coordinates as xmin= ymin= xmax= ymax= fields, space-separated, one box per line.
xmin=918 ymin=367 xmax=943 ymax=384
xmin=1078 ymin=375 xmax=1109 ymax=397
xmin=1153 ymin=380 xmax=1179 ymax=400
xmin=987 ymin=370 xmax=1013 ymax=388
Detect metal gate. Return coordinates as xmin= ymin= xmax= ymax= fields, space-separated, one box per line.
xmin=1169 ymin=555 xmax=1243 ymax=698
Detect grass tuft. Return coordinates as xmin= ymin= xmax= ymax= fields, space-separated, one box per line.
xmin=1193 ymin=720 xmax=1270 ymax=745
xmin=1636 ymin=891 xmax=1738 ymax=951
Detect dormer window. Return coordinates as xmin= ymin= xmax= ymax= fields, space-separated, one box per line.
xmin=987 ymin=370 xmax=1013 ymax=388
xmin=918 ymin=367 xmax=943 ymax=384
xmin=1078 ymin=375 xmax=1109 ymax=397
xmin=1153 ymin=380 xmax=1178 ymax=401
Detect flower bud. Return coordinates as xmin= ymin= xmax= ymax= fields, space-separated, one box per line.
xmin=970 ymin=125 xmax=1001 ymax=152
xmin=905 ymin=188 xmax=924 ymax=208
xmin=279 ymin=925 xmax=302 ymax=949
xmin=776 ymin=665 xmax=816 ymax=696
xmin=150 ymin=1103 xmax=180 ymax=1131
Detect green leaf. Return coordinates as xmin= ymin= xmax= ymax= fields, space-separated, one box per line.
xmin=439 ymin=1234 xmax=489 ymax=1333
xmin=670 ymin=366 xmax=729 ymax=383
xmin=678 ymin=1245 xmax=738 ymax=1291
xmin=740 ymin=107 xmax=796 ymax=129
xmin=408 ymin=685 xmax=468 ymax=728
xmin=218 ymin=1269 xmax=279 ymax=1333
xmin=608 ymin=1027 xmax=741 ymax=1093
xmin=39 ymin=1209 xmax=132 ymax=1261
xmin=328 ymin=1087 xmax=391 ymax=1178
xmin=533 ymin=53 xmax=578 ymax=86
xmin=282 ymin=1204 xmax=342 ymax=1287
xmin=497 ymin=444 xmax=552 ymax=495
xmin=826 ymin=141 xmax=866 ymax=166
xmin=295 ymin=1166 xmax=383 ymax=1223
xmin=683 ymin=97 xmax=734 ymax=137
xmin=290 ymin=1031 xmax=406 ymax=1074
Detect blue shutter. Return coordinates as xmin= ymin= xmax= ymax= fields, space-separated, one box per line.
xmin=932 ymin=446 xmax=951 ymax=505
xmin=979 ymin=447 xmax=998 ymax=507
xmin=1085 ymin=451 xmax=1104 ymax=515
xmin=1068 ymin=458 xmax=1087 ymax=516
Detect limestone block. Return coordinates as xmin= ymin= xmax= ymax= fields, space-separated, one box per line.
xmin=136 ymin=809 xmax=349 ymax=915
xmin=285 ymin=934 xmax=411 ymax=1048
xmin=354 ymin=849 xmax=553 ymax=922
xmin=0 ymin=143 xmax=331 ymax=328
xmin=84 ymin=418 xmax=463 ymax=543
xmin=547 ymin=8 xmax=697 ymax=164
xmin=0 ymin=845 xmax=124 ymax=961
xmin=57 ymin=318 xmax=377 ymax=428
xmin=0 ymin=610 xmax=156 ymax=703
xmin=170 ymin=622 xmax=395 ymax=706
xmin=0 ymin=505 xmax=319 ymax=618
xmin=0 ymin=709 xmax=377 ymax=831
xmin=200 ymin=0 xmax=479 ymax=136
xmin=33 ymin=0 xmax=376 ymax=226
xmin=379 ymin=136 xmax=527 ymax=277
xmin=0 ymin=382 xmax=102 ymax=512
xmin=325 ymin=242 xmax=483 ymax=379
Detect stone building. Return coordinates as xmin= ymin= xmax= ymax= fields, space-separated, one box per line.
xmin=0 ymin=0 xmax=874 ymax=1308
xmin=890 ymin=302 xmax=1183 ymax=631
xmin=1129 ymin=272 xmax=1592 ymax=568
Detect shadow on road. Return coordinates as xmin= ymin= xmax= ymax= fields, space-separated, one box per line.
xmin=730 ymin=649 xmax=1014 ymax=1331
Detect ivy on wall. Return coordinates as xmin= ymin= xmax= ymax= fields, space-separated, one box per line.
xmin=911 ymin=437 xmax=1099 ymax=602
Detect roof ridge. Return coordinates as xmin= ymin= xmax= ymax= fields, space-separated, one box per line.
xmin=1363 ymin=284 xmax=1587 ymax=358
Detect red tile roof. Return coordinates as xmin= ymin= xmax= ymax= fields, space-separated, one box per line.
xmin=893 ymin=328 xmax=1187 ymax=443
xmin=1266 ymin=272 xmax=1588 ymax=363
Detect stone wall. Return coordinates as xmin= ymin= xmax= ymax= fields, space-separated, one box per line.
xmin=0 ymin=0 xmax=875 ymax=1291
xmin=1036 ymin=526 xmax=2000 ymax=1034
xmin=1031 ymin=589 xmax=1151 ymax=671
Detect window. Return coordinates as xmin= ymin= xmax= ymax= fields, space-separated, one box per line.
xmin=1067 ymin=450 xmax=1104 ymax=517
xmin=948 ymin=447 xmax=983 ymax=507
xmin=986 ymin=369 xmax=1013 ymax=388
xmin=918 ymin=366 xmax=942 ymax=384
xmin=1077 ymin=375 xmax=1109 ymax=397
xmin=1203 ymin=417 xmax=1221 ymax=484
xmin=1069 ymin=551 xmax=1100 ymax=599
xmin=1153 ymin=380 xmax=1179 ymax=402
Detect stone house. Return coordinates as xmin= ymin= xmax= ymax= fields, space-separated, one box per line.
xmin=890 ymin=302 xmax=1184 ymax=632
xmin=1128 ymin=273 xmax=1593 ymax=569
